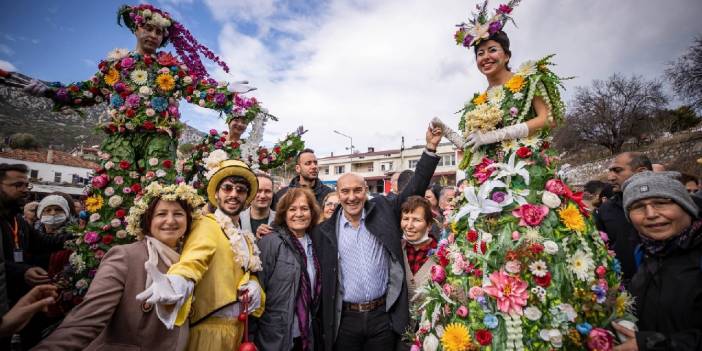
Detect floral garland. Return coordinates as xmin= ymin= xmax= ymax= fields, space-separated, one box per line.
xmin=125 ymin=182 xmax=205 ymax=239
xmin=213 ymin=208 xmax=262 ymax=272
xmin=454 ymin=0 xmax=522 ymax=48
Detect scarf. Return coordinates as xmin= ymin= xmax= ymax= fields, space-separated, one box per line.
xmin=639 ymin=218 xmax=702 ymax=257
xmin=405 ymin=238 xmax=437 ymax=275
xmin=288 ymin=232 xmax=321 ymax=351
xmin=144 ymin=236 xmax=181 ymax=326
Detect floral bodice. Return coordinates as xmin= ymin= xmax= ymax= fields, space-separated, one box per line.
xmin=50 ymin=48 xmax=243 ymax=137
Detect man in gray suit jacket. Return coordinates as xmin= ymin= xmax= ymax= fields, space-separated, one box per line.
xmin=241 ymin=172 xmax=276 ymax=237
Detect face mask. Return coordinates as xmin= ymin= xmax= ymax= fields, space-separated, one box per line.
xmin=41 ymin=214 xmax=67 ymax=226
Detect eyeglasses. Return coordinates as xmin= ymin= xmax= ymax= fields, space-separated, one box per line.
xmin=2 ymin=181 xmax=33 ymax=190
xmin=219 ymin=183 xmax=248 ymax=194
xmin=628 ymin=198 xmax=676 ymax=216
xmin=324 ymin=201 xmax=339 ymax=208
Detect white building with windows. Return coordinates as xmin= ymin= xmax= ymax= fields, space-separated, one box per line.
xmin=0 ymin=148 xmax=98 ymax=196
xmin=317 ymin=142 xmax=464 ymax=194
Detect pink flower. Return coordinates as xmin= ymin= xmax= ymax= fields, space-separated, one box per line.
xmin=468 ymin=286 xmax=484 ymax=299
xmin=596 ymin=266 xmax=607 ymax=277
xmin=512 ymin=204 xmax=549 ymax=227
xmin=209 ymin=129 xmax=218 ymax=136
xmin=497 ymin=4 xmax=513 ymax=14
xmin=545 ymin=178 xmax=568 ymax=195
xmin=442 ymin=283 xmax=453 ymax=296
xmin=120 ymin=57 xmax=135 ymax=70
xmin=505 ymin=260 xmax=521 ymax=274
xmin=511 ymin=231 xmax=520 ymax=240
xmin=599 ymin=231 xmax=609 ymax=243
xmin=83 ymin=231 xmax=100 ymax=244
xmin=91 ymin=175 xmax=109 ymax=189
xmin=431 ymin=265 xmax=446 ymax=284
xmin=587 ymin=328 xmax=614 ymax=351
xmin=456 ymin=305 xmax=469 ymax=318
xmin=94 ymin=249 xmax=106 ymax=260
xmin=113 ymin=176 xmax=124 ymax=185
xmin=473 ymin=157 xmax=495 ymax=184
xmin=483 ymin=270 xmax=528 ymax=315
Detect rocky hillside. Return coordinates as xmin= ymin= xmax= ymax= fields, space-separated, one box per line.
xmin=0 ymin=85 xmax=204 ymax=151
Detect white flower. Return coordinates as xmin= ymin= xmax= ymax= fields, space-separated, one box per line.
xmin=83 ymin=90 xmax=93 ymax=98
xmin=516 ymin=61 xmax=538 ymax=77
xmin=453 ymin=180 xmax=506 ymax=227
xmin=75 ymin=278 xmax=89 ymax=289
xmin=104 ymin=187 xmax=115 ymax=196
xmin=558 ymin=303 xmax=578 ymax=322
xmin=519 ymin=135 xmax=541 ymax=148
xmin=529 ymin=260 xmax=548 ymax=277
xmin=487 ymin=86 xmax=505 ymax=106
xmin=130 ymin=69 xmax=148 ymax=85
xmin=148 ymin=158 xmax=159 ymax=166
xmin=183 ymin=76 xmax=192 ymax=85
xmin=69 ymin=252 xmax=85 ymax=273
xmin=104 ymin=161 xmax=114 ymax=170
xmin=542 ymin=191 xmax=562 ymax=208
xmin=481 ymin=232 xmax=493 ymax=243
xmin=125 ymin=122 xmax=135 ymax=130
xmin=89 ymin=213 xmax=101 ymax=222
xmin=543 ymin=240 xmax=559 ymax=254
xmin=513 ymin=92 xmax=524 ymax=100
xmin=111 ymin=218 xmax=122 ymax=228
xmin=539 ymin=329 xmax=563 ymax=348
xmin=423 ymin=333 xmax=439 ymax=351
xmin=531 ymin=286 xmax=547 ymax=302
xmin=107 ymin=48 xmax=129 ymax=61
xmin=129 ymin=171 xmax=139 ymax=179
xmin=505 ymin=260 xmax=521 ymax=274
xmin=145 ymin=108 xmax=155 ymax=117
xmin=156 ymin=169 xmax=167 ymax=178
xmin=204 ymin=149 xmax=229 ymax=172
xmin=142 ymin=9 xmax=152 ymax=17
xmin=139 ymin=86 xmax=152 ymax=96
xmin=524 ymin=306 xmax=542 ymax=321
xmin=501 ymin=138 xmax=518 ymax=152
xmin=198 ymin=100 xmax=206 ymax=107
xmin=487 ymin=152 xmax=530 ymax=185
xmin=108 ymin=195 xmax=123 ymax=208
xmin=569 ymin=250 xmax=594 ymax=281
xmin=524 ymin=227 xmax=543 ymax=242
xmin=116 ymin=230 xmax=128 ymax=239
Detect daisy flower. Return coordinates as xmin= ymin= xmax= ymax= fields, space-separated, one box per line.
xmin=568 ymin=250 xmax=594 ymax=281
xmin=130 ymin=69 xmax=148 ymax=85
xmin=529 ymin=260 xmax=548 ymax=277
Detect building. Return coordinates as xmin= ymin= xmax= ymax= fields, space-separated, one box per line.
xmin=317 ymin=142 xmax=464 ymax=194
xmin=0 ymin=148 xmax=99 ymax=197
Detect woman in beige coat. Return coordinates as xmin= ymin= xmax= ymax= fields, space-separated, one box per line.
xmin=33 ymin=183 xmax=204 ymax=351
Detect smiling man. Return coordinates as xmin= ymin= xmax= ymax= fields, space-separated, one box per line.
xmin=240 ymin=172 xmax=276 ymax=238
xmin=273 ymin=149 xmax=333 ymax=209
xmin=312 ymin=122 xmax=442 ymax=351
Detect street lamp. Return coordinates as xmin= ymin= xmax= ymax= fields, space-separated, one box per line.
xmin=333 ymin=130 xmax=355 ymax=154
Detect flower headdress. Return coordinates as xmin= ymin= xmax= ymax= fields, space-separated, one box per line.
xmin=117 ymin=4 xmax=230 ymax=81
xmin=125 ymin=182 xmax=205 ymax=239
xmin=454 ymin=0 xmax=521 ymax=48
xmin=226 ymin=94 xmax=266 ymax=125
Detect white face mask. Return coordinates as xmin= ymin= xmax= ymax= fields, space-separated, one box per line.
xmin=40 ymin=214 xmax=67 ymax=226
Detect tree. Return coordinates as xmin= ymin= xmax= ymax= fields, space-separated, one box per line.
xmin=9 ymin=133 xmax=40 ymax=150
xmin=653 ymin=105 xmax=700 ymax=133
xmin=178 ymin=142 xmax=195 ymax=155
xmin=565 ymin=74 xmax=668 ymax=155
xmin=666 ymin=37 xmax=702 ymax=111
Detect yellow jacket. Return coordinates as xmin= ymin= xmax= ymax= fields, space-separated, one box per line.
xmin=169 ymin=214 xmax=265 ymax=325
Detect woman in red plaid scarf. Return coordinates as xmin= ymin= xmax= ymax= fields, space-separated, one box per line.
xmin=400 ymin=196 xmax=438 ymax=305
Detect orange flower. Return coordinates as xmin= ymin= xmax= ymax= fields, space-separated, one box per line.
xmin=505 ymin=74 xmax=525 ymax=93
xmin=104 ymin=68 xmax=120 ymax=86
xmin=472 ymin=92 xmax=487 ymax=105
xmin=156 ymin=73 xmax=175 ymax=92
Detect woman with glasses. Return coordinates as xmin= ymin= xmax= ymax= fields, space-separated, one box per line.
xmin=613 ymin=171 xmax=702 ymax=351
xmin=318 ymin=191 xmax=339 ymax=224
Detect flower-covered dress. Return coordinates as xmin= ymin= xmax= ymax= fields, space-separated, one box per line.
xmin=410 ymin=56 xmax=633 ymax=351
xmin=48 ymin=48 xmax=258 ymax=303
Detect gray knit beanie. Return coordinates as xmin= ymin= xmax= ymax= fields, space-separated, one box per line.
xmin=37 ymin=195 xmax=70 ymax=217
xmin=622 ymin=171 xmax=699 ymax=220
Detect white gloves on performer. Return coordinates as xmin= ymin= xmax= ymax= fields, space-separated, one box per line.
xmin=136 ymin=268 xmax=194 ymax=329
xmin=465 ymin=122 xmax=529 ymax=151
xmin=239 ymin=279 xmax=262 ymax=314
xmin=24 ymin=79 xmax=49 ymax=97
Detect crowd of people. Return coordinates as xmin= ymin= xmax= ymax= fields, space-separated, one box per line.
xmin=1 ymin=1 xmax=701 ymax=351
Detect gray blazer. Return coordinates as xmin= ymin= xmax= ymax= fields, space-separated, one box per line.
xmin=240 ymin=208 xmax=275 ymax=234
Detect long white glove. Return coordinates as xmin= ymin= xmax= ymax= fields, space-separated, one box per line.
xmin=465 ymin=122 xmax=529 ymax=152
xmin=136 ymin=269 xmax=193 ymax=306
xmin=239 ymin=279 xmax=262 ymax=314
xmin=431 ymin=117 xmax=465 ymax=149
xmin=24 ymin=79 xmax=49 ymax=97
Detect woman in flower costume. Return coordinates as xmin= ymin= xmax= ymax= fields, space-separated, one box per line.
xmin=413 ymin=1 xmax=634 ymax=350
xmin=20 ymin=4 xmax=265 ymax=303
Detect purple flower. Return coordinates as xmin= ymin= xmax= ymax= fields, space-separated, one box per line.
xmin=510 ymin=106 xmax=519 ymax=117
xmin=214 ymin=93 xmax=226 ymax=105
xmin=488 ymin=21 xmax=503 ymax=34
xmin=168 ymin=105 xmax=179 ymax=117
xmin=83 ymin=231 xmax=100 ymax=244
xmin=125 ymin=94 xmax=140 ymax=108
xmin=114 ymin=82 xmax=126 ymax=93
xmin=55 ymin=88 xmax=69 ymax=102
xmin=491 ymin=191 xmax=506 ymax=203
xmin=463 ymin=34 xmax=474 ymax=47
xmin=214 ymin=141 xmax=223 ymax=149
xmin=120 ymin=57 xmax=135 ymax=70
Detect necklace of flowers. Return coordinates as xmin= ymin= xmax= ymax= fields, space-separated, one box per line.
xmin=213 ymin=208 xmax=262 ymax=272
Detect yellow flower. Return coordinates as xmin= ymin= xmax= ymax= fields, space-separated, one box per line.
xmin=472 ymin=92 xmax=487 ymax=105
xmin=156 ymin=73 xmax=175 ymax=91
xmin=104 ymin=68 xmax=120 ymax=86
xmin=505 ymin=74 xmax=525 ymax=93
xmin=85 ymin=194 xmax=104 ymax=213
xmin=441 ymin=323 xmax=472 ymax=351
xmin=559 ymin=203 xmax=586 ymax=232
xmin=616 ymin=291 xmax=634 ymax=316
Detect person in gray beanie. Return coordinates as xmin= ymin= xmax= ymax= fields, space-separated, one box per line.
xmin=613 ymin=171 xmax=702 ymax=351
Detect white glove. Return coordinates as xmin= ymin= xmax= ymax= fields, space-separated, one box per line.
xmin=24 ymin=79 xmax=49 ymax=97
xmin=238 ymin=279 xmax=262 ymax=314
xmin=431 ymin=117 xmax=465 ymax=149
xmin=465 ymin=122 xmax=529 ymax=152
xmin=136 ymin=268 xmax=191 ymax=305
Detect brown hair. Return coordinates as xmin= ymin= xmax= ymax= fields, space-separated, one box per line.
xmin=274 ymin=188 xmax=320 ymax=233
xmin=401 ymin=195 xmax=433 ymax=224
xmin=140 ymin=197 xmax=194 ymax=241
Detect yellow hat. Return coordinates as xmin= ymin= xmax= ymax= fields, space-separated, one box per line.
xmin=206 ymin=160 xmax=258 ymax=207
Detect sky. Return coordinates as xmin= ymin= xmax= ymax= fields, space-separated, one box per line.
xmin=1 ymin=0 xmax=701 ymax=157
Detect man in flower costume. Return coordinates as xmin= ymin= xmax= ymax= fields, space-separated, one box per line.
xmin=17 ymin=4 xmax=266 ymax=302
xmin=414 ymin=1 xmax=634 ymax=350
xmin=138 ymin=157 xmax=265 ymax=350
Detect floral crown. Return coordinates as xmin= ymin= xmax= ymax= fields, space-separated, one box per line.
xmin=117 ymin=4 xmax=230 ymax=81
xmin=125 ymin=182 xmax=205 ymax=239
xmin=454 ymin=0 xmax=521 ymax=48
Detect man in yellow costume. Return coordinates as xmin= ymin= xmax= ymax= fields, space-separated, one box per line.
xmin=137 ymin=154 xmax=265 ymax=350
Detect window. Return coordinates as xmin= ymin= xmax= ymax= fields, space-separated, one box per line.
xmin=30 ymin=169 xmax=38 ymax=179
xmin=380 ymin=162 xmax=393 ymax=172
xmin=321 ymin=166 xmax=329 ymax=175
xmin=54 ymin=172 xmax=62 ymax=183
xmin=72 ymin=174 xmax=80 ymax=184
xmin=335 ymin=165 xmax=345 ymax=174
xmin=438 ymin=154 xmax=456 ymax=167
xmin=408 ymin=159 xmax=419 ymax=169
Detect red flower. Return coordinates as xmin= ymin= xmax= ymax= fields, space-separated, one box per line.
xmin=273 ymin=146 xmax=281 ymax=154
xmin=177 ymin=70 xmax=186 ymax=77
xmin=534 ymin=271 xmax=551 ymax=287
xmin=516 ymin=146 xmax=532 ymax=158
xmin=542 ymin=141 xmax=550 ymax=150
xmin=219 ymin=136 xmax=227 ymax=142
xmin=125 ymin=109 xmax=135 ymax=118
xmin=130 ymin=183 xmax=142 ymax=193
xmin=186 ymin=86 xmax=194 ymax=95
xmin=475 ymin=329 xmax=493 ymax=346
xmin=162 ymin=159 xmax=173 ymax=169
xmin=231 ymin=142 xmax=240 ymax=149
xmin=142 ymin=121 xmax=155 ymax=130
xmin=473 ymin=268 xmax=483 ymax=277
xmin=505 ymin=250 xmax=518 ymax=261
xmin=119 ymin=160 xmax=130 ymax=170
xmin=529 ymin=242 xmax=544 ymax=255
xmin=102 ymin=234 xmax=114 ymax=245
xmin=69 ymin=85 xmax=80 ymax=92
xmin=157 ymin=52 xmax=179 ymax=66
xmin=144 ymin=55 xmax=153 ymax=65
xmin=98 ymin=61 xmax=108 ymax=73
xmin=473 ymin=241 xmax=487 ymax=254
xmin=436 ymin=246 xmax=449 ymax=267
xmin=115 ymin=209 xmax=126 ymax=218
xmin=466 ymin=229 xmax=479 ymax=242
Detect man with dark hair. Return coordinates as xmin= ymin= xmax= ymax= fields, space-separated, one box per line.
xmin=680 ymin=173 xmax=700 ymax=194
xmin=272 ymin=148 xmax=333 ymax=208
xmin=595 ymin=152 xmax=653 ymax=286
xmin=240 ymin=172 xmax=276 ymax=238
xmin=582 ymin=180 xmax=613 ymax=212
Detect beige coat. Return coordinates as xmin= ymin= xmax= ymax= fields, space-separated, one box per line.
xmin=403 ymin=243 xmax=436 ymax=305
xmin=33 ymin=241 xmax=188 ymax=351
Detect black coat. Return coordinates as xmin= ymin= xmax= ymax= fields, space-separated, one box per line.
xmin=594 ymin=193 xmax=641 ymax=284
xmin=630 ymin=220 xmax=702 ymax=350
xmin=272 ymin=177 xmax=334 ymax=210
xmin=312 ymin=151 xmax=439 ymax=351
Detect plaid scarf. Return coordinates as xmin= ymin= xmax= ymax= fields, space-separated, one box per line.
xmin=405 ymin=239 xmax=437 ymax=274
xmin=288 ymin=232 xmax=321 ymax=351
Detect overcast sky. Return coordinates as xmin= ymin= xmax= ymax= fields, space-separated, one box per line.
xmin=1 ymin=0 xmax=701 ymax=156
